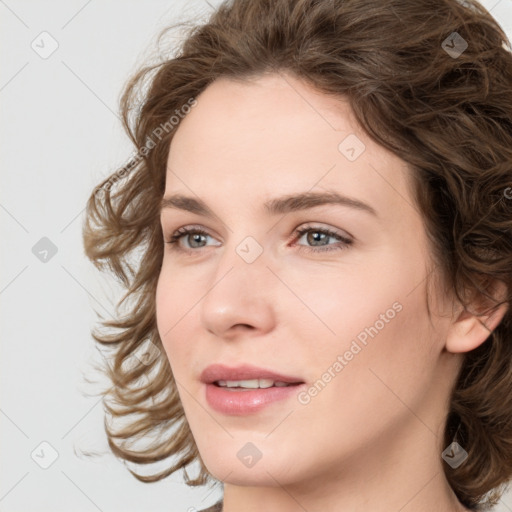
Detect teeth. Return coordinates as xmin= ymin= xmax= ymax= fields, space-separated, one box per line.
xmin=216 ymin=379 xmax=292 ymax=388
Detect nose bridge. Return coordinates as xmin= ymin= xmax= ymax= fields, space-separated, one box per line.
xmin=200 ymin=232 xmax=276 ymax=335
xmin=213 ymin=233 xmax=271 ymax=297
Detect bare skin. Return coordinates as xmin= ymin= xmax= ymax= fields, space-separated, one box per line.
xmin=156 ymin=71 xmax=506 ymax=512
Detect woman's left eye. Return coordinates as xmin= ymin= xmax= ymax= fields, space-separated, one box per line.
xmin=164 ymin=224 xmax=353 ymax=254
xmin=293 ymin=225 xmax=353 ymax=253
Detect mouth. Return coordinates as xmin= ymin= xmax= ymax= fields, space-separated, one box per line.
xmin=200 ymin=363 xmax=304 ymax=385
xmin=200 ymin=364 xmax=306 ymax=415
xmin=212 ymin=378 xmax=302 ymax=390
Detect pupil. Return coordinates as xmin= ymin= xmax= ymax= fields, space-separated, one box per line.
xmin=308 ymin=231 xmax=327 ymax=246
xmin=190 ymin=234 xmax=205 ymax=247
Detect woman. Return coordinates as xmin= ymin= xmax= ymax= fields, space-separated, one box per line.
xmin=83 ymin=0 xmax=512 ymax=510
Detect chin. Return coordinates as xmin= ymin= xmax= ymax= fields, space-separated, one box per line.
xmin=206 ymin=462 xmax=294 ymax=487
xmin=198 ymin=442 xmax=302 ymax=486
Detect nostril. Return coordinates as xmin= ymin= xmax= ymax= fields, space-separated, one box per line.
xmin=234 ymin=324 xmax=254 ymax=329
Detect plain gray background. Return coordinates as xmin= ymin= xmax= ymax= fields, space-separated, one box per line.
xmin=2 ymin=1 xmax=512 ymax=511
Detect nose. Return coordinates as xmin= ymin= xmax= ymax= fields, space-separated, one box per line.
xmin=200 ymin=240 xmax=276 ymax=340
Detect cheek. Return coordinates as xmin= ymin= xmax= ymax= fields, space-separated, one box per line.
xmin=280 ymin=251 xmax=419 ymax=346
xmin=292 ymin=296 xmax=437 ymax=464
xmin=155 ymin=269 xmax=194 ymax=375
xmin=295 ymin=250 xmax=436 ymax=398
xmin=331 ymin=291 xmax=436 ymax=414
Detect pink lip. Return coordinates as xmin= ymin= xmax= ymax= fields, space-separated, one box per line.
xmin=200 ymin=364 xmax=306 ymax=415
xmin=200 ymin=363 xmax=304 ymax=384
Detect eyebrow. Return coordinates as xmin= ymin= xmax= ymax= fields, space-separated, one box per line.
xmin=159 ymin=190 xmax=378 ymax=218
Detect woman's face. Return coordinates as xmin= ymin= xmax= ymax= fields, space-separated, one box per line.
xmin=156 ymin=72 xmax=460 ymax=489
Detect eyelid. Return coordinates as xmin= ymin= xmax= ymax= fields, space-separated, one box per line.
xmin=290 ymin=221 xmax=353 ymax=242
xmin=166 ymin=224 xmax=220 ymax=245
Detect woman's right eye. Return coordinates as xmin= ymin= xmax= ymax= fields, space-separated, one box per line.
xmin=164 ymin=226 xmax=220 ymax=252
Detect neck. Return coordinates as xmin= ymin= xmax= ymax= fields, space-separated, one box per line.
xmin=221 ymin=417 xmax=469 ymax=512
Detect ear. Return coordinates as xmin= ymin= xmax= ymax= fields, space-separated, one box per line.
xmin=446 ymin=279 xmax=509 ymax=354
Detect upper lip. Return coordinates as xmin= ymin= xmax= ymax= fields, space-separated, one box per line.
xmin=200 ymin=364 xmax=305 ymax=384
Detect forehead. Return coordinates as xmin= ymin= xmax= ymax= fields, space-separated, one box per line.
xmin=164 ymin=73 xmax=414 ymax=220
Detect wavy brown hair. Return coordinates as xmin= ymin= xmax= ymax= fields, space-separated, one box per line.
xmin=82 ymin=0 xmax=512 ymax=508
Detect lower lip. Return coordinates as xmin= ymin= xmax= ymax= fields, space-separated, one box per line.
xmin=204 ymin=382 xmax=306 ymax=415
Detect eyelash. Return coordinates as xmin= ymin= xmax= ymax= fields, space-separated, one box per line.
xmin=164 ymin=224 xmax=353 ymax=254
